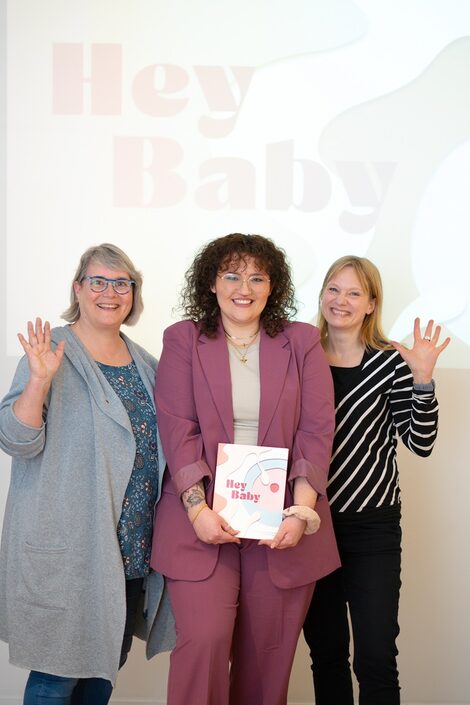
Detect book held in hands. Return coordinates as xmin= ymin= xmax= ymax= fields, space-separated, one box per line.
xmin=213 ymin=443 xmax=289 ymax=539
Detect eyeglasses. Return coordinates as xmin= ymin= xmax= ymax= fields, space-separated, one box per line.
xmin=217 ymin=272 xmax=270 ymax=288
xmin=81 ymin=276 xmax=135 ymax=295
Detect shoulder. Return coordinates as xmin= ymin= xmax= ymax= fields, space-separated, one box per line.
xmin=122 ymin=334 xmax=158 ymax=371
xmin=50 ymin=325 xmax=68 ymax=346
xmin=364 ymin=347 xmax=397 ymax=363
xmin=363 ymin=347 xmax=410 ymax=375
xmin=163 ymin=319 xmax=200 ymax=344
xmin=280 ymin=321 xmax=321 ymax=347
xmin=131 ymin=342 xmax=158 ymax=371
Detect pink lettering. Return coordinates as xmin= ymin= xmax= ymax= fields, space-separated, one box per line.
xmin=113 ymin=137 xmax=186 ymax=207
xmin=132 ymin=64 xmax=189 ymax=117
xmin=53 ymin=43 xmax=122 ymax=115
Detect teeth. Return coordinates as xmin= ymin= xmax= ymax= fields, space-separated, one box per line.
xmin=331 ymin=309 xmax=348 ymax=316
xmin=233 ymin=299 xmax=251 ymax=304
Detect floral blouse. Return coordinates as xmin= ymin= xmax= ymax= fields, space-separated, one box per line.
xmin=98 ymin=360 xmax=159 ymax=579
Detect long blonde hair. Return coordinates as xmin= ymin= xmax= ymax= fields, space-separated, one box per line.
xmin=317 ymin=255 xmax=391 ymax=350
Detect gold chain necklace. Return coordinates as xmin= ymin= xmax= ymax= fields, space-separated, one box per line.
xmin=223 ymin=328 xmax=259 ymax=342
xmin=225 ymin=332 xmax=259 ymax=365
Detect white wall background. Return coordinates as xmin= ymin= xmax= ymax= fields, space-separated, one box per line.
xmin=1 ymin=1 xmax=469 ymax=703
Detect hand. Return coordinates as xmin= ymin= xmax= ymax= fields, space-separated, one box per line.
xmin=191 ymin=506 xmax=240 ymax=545
xmin=17 ymin=318 xmax=65 ymax=385
xmin=390 ymin=318 xmax=450 ymax=384
xmin=258 ymin=516 xmax=306 ymax=550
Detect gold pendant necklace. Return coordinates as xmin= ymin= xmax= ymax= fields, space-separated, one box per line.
xmin=225 ymin=332 xmax=259 ymax=365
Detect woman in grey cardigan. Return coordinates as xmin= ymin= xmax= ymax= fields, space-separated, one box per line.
xmin=0 ymin=244 xmax=174 ymax=704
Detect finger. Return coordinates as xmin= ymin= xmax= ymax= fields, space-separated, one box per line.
xmin=27 ymin=320 xmax=36 ymax=344
xmin=273 ymin=536 xmax=290 ymax=550
xmin=390 ymin=340 xmax=407 ymax=355
xmin=270 ymin=528 xmax=289 ymax=549
xmin=436 ymin=336 xmax=451 ymax=353
xmin=17 ymin=333 xmax=31 ymax=353
xmin=220 ymin=533 xmax=241 ymax=544
xmin=413 ymin=317 xmax=421 ymax=340
xmin=44 ymin=321 xmax=51 ymax=346
xmin=423 ymin=319 xmax=434 ymax=340
xmin=430 ymin=325 xmax=441 ymax=344
xmin=35 ymin=317 xmax=44 ymax=342
xmin=55 ymin=340 xmax=66 ymax=362
xmin=221 ymin=524 xmax=239 ymax=536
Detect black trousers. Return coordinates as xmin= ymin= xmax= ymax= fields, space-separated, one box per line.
xmin=303 ymin=506 xmax=402 ymax=705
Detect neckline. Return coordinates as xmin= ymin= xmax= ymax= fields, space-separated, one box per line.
xmin=329 ymin=349 xmax=367 ymax=370
xmin=96 ymin=359 xmax=135 ymax=370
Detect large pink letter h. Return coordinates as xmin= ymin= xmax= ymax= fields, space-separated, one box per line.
xmin=53 ymin=43 xmax=122 ymax=114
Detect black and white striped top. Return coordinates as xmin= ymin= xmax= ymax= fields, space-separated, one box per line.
xmin=327 ymin=348 xmax=438 ymax=514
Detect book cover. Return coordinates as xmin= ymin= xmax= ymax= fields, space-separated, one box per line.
xmin=213 ymin=443 xmax=289 ymax=539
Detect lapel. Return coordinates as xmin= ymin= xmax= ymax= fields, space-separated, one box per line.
xmin=197 ymin=323 xmax=292 ymax=446
xmin=258 ymin=327 xmax=291 ymax=445
xmin=197 ymin=325 xmax=234 ymax=443
xmin=56 ymin=326 xmax=134 ymax=434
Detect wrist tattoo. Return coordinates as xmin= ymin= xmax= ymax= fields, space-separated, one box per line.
xmin=182 ymin=481 xmax=206 ymax=512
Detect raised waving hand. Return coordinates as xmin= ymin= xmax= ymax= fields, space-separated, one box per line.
xmin=18 ymin=318 xmax=65 ymax=384
xmin=14 ymin=318 xmax=65 ymax=427
xmin=391 ymin=318 xmax=450 ymax=384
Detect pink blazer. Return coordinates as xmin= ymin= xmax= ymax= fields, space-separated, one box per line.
xmin=151 ymin=319 xmax=340 ymax=589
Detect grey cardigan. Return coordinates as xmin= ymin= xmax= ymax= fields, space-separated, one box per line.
xmin=0 ymin=326 xmax=175 ymax=684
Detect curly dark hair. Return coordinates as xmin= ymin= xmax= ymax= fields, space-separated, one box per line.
xmin=180 ymin=233 xmax=297 ymax=337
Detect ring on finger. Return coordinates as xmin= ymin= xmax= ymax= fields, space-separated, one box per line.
xmin=423 ymin=336 xmax=432 ymax=341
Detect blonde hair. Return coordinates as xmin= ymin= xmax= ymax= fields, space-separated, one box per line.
xmin=317 ymin=255 xmax=391 ymax=350
xmin=62 ymin=243 xmax=144 ymax=326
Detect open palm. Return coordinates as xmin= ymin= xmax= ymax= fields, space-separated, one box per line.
xmin=391 ymin=318 xmax=450 ymax=383
xmin=18 ymin=318 xmax=65 ymax=383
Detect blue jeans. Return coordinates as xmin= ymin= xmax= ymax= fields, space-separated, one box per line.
xmin=23 ymin=673 xmax=112 ymax=705
xmin=303 ymin=506 xmax=402 ymax=705
xmin=23 ymin=577 xmax=143 ymax=705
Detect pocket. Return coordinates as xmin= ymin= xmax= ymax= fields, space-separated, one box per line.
xmin=18 ymin=542 xmax=69 ymax=610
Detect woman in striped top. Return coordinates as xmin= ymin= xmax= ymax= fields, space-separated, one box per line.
xmin=303 ymin=256 xmax=450 ymax=705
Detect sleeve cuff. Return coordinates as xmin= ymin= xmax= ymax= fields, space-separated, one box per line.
xmin=288 ymin=458 xmax=327 ymax=496
xmin=0 ymin=406 xmax=45 ymax=457
xmin=173 ymin=459 xmax=213 ymax=497
xmin=413 ymin=380 xmax=435 ymax=392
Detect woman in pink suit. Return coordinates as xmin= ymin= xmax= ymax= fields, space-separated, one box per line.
xmin=151 ymin=233 xmax=340 ymax=705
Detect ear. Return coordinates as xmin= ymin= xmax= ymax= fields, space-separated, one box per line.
xmin=210 ymin=283 xmax=216 ymax=294
xmin=73 ymin=281 xmax=81 ymax=297
xmin=367 ymin=298 xmax=376 ymax=315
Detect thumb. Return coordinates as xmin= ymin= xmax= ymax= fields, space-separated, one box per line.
xmin=222 ymin=524 xmax=239 ymax=536
xmin=390 ymin=340 xmax=406 ymax=355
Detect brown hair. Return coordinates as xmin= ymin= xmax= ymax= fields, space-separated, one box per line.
xmin=181 ymin=233 xmax=297 ymax=337
xmin=317 ymin=255 xmax=391 ymax=350
xmin=62 ymin=243 xmax=144 ymax=326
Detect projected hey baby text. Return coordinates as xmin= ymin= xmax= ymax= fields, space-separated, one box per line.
xmin=52 ymin=43 xmax=394 ymax=226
